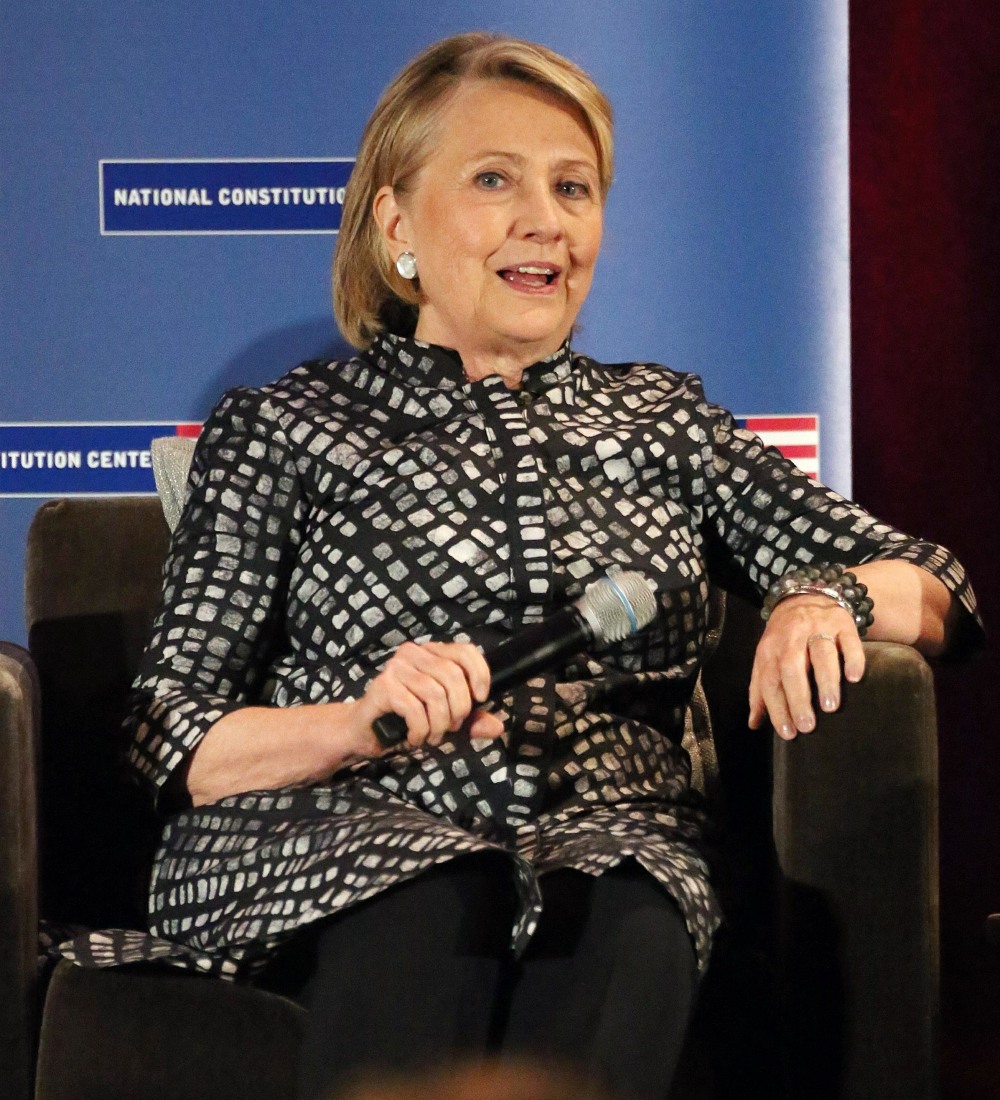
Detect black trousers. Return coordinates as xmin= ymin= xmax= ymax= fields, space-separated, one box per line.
xmin=261 ymin=855 xmax=699 ymax=1100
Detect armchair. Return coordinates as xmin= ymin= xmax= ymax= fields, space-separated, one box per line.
xmin=1 ymin=495 xmax=942 ymax=1099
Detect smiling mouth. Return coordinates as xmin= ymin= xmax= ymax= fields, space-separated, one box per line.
xmin=497 ymin=264 xmax=561 ymax=289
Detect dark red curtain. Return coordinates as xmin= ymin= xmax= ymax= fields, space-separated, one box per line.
xmin=850 ymin=2 xmax=1000 ymax=1092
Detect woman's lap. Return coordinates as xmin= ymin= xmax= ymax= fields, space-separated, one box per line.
xmin=261 ymin=854 xmax=699 ymax=1100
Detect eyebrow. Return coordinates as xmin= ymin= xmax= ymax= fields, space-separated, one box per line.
xmin=466 ymin=150 xmax=599 ymax=174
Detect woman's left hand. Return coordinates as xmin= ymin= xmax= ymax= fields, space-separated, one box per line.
xmin=748 ymin=594 xmax=866 ymax=740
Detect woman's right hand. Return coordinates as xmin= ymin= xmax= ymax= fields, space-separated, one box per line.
xmin=349 ymin=641 xmax=506 ymax=753
xmin=187 ymin=641 xmax=505 ymax=805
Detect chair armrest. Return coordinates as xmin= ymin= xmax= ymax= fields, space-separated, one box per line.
xmin=773 ymin=640 xmax=938 ymax=1099
xmin=35 ymin=961 xmax=305 ymax=1100
xmin=0 ymin=642 xmax=41 ymax=1100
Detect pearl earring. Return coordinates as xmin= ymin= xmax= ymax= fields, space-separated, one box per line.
xmin=395 ymin=251 xmax=418 ymax=280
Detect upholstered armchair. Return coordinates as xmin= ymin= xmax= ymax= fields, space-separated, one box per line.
xmin=1 ymin=489 xmax=942 ymax=1099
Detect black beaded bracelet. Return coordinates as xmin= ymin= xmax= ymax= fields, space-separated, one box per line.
xmin=761 ymin=563 xmax=875 ymax=636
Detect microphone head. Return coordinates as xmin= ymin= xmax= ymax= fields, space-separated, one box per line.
xmin=575 ymin=571 xmax=657 ymax=647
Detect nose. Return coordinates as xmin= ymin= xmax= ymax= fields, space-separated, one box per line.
xmin=513 ymin=178 xmax=563 ymax=242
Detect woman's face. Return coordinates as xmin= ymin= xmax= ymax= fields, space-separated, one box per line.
xmin=375 ymin=79 xmax=604 ymax=374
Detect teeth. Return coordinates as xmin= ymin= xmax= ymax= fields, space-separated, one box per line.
xmin=516 ymin=266 xmax=554 ymax=275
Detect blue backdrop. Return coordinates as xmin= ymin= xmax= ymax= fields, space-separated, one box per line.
xmin=0 ymin=0 xmax=849 ymax=644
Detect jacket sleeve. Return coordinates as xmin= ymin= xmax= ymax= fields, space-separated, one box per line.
xmin=125 ymin=387 xmax=306 ymax=807
xmin=692 ymin=386 xmax=983 ymax=654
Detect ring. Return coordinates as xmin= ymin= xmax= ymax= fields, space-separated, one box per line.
xmin=806 ymin=632 xmax=837 ymax=646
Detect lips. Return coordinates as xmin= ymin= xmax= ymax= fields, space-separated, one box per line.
xmin=497 ymin=264 xmax=561 ymax=289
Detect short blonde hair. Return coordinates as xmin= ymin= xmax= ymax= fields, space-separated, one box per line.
xmin=333 ymin=32 xmax=614 ymax=349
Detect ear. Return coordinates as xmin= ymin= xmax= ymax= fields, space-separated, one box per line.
xmin=373 ymin=185 xmax=413 ymax=257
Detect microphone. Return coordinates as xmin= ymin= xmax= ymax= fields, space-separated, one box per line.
xmin=372 ymin=570 xmax=657 ymax=747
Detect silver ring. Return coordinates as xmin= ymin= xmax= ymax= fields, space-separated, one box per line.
xmin=806 ymin=632 xmax=837 ymax=646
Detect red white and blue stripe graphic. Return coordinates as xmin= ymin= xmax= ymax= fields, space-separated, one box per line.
xmin=0 ymin=422 xmax=200 ymax=497
xmin=737 ymin=415 xmax=820 ymax=479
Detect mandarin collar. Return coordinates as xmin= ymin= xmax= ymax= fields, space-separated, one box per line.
xmin=363 ymin=332 xmax=574 ymax=397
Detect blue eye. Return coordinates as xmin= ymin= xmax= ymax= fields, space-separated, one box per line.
xmin=558 ymin=180 xmax=591 ymax=199
xmin=477 ymin=172 xmax=505 ymax=189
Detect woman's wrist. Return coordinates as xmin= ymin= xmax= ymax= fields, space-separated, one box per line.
xmin=334 ymin=699 xmax=386 ymax=764
xmin=761 ymin=563 xmax=875 ymax=636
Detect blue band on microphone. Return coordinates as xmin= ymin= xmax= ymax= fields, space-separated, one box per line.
xmin=603 ymin=573 xmax=640 ymax=634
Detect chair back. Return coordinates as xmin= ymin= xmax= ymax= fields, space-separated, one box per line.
xmin=26 ymin=498 xmax=170 ymax=929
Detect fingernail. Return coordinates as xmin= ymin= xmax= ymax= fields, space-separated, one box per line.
xmin=821 ymin=695 xmax=838 ymax=712
xmin=797 ymin=715 xmax=815 ymax=733
xmin=779 ymin=723 xmax=795 ymax=740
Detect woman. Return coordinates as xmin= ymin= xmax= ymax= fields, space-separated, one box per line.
xmin=115 ymin=32 xmax=977 ymax=1100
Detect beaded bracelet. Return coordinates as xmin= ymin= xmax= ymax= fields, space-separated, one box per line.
xmin=761 ymin=563 xmax=875 ymax=636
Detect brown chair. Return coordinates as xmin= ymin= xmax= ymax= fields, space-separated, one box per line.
xmin=1 ymin=497 xmax=942 ymax=1099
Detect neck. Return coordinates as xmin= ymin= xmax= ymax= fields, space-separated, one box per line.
xmin=411 ymin=329 xmax=568 ymax=390
xmin=460 ymin=349 xmax=531 ymax=389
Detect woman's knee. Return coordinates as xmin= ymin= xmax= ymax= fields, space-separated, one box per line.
xmin=390 ymin=852 xmax=517 ymax=956
xmin=588 ymin=866 xmax=698 ymax=984
xmin=259 ymin=852 xmax=517 ymax=1001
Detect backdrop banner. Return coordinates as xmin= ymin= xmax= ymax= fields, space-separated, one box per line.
xmin=0 ymin=0 xmax=849 ymax=644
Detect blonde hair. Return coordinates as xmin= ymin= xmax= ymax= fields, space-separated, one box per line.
xmin=333 ymin=32 xmax=614 ymax=349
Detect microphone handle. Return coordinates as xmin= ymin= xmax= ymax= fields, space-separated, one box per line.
xmin=371 ymin=606 xmax=593 ymax=747
xmin=486 ymin=605 xmax=592 ymax=694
